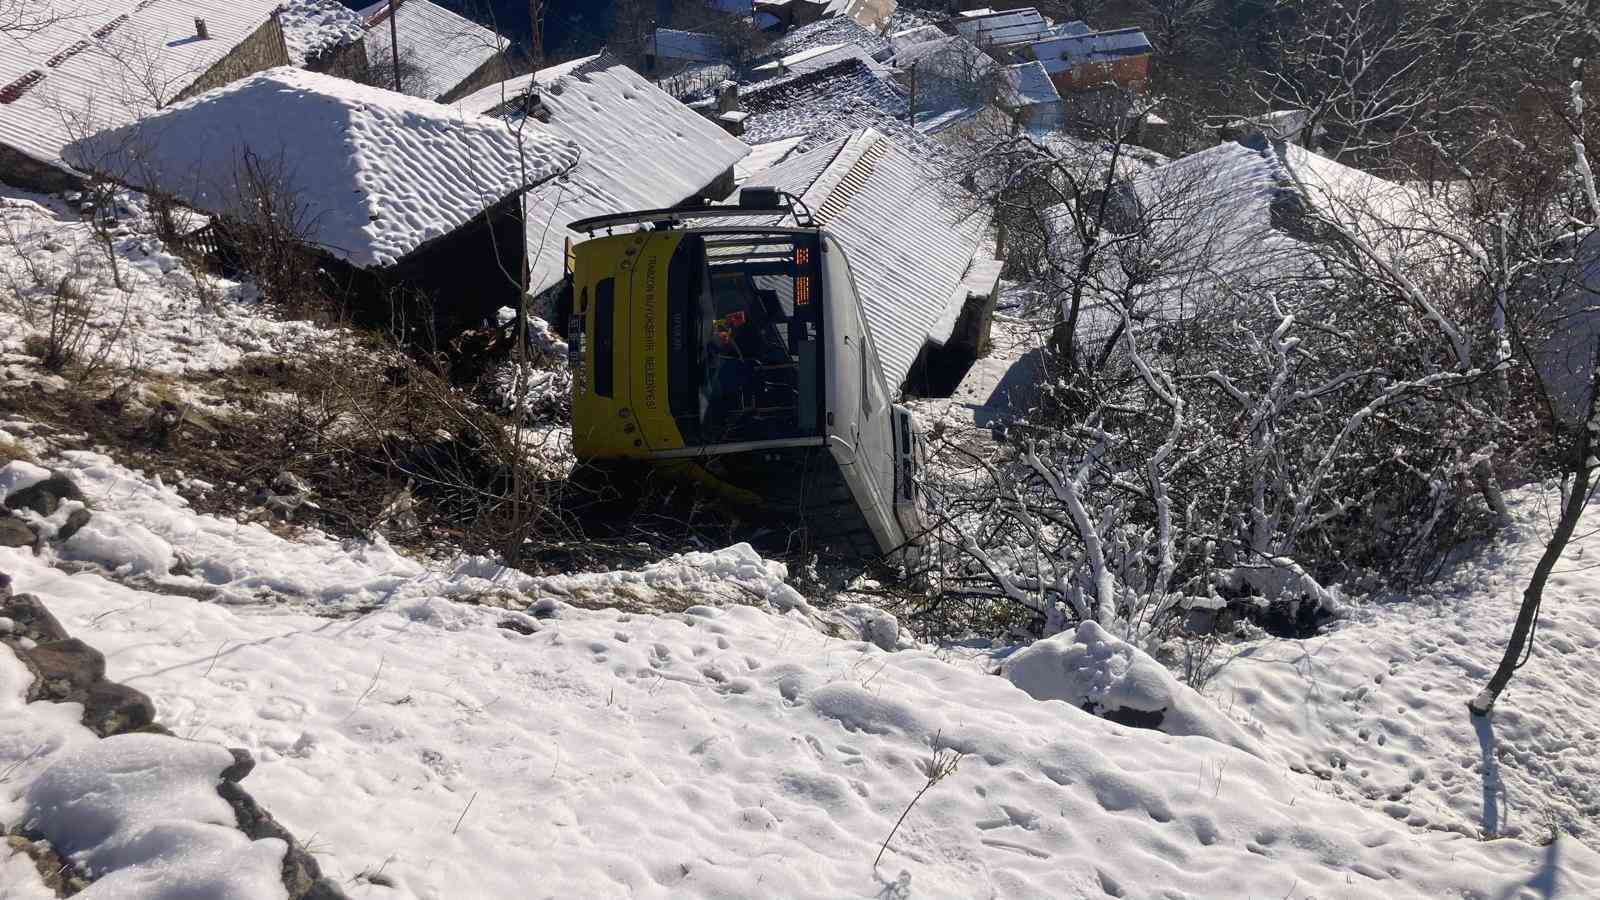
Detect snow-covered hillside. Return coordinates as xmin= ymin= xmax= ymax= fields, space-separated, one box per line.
xmin=4 ymin=426 xmax=1600 ymax=897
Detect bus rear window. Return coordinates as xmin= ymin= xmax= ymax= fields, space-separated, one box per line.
xmin=667 ymin=234 xmax=824 ymax=444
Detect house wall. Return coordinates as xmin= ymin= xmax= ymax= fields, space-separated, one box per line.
xmin=0 ymin=144 xmax=80 ymax=193
xmin=1052 ymin=53 xmax=1148 ymax=93
xmin=175 ymin=15 xmax=291 ymax=103
xmin=438 ymin=52 xmax=516 ymax=104
xmin=382 ymin=192 xmax=528 ymax=334
xmin=306 ymin=38 xmax=372 ymax=82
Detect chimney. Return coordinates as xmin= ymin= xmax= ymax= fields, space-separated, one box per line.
xmin=716 ymin=80 xmax=740 ymax=115
xmin=194 ymin=17 xmax=209 ymax=40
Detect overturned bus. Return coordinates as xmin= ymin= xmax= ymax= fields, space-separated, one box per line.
xmin=564 ymin=189 xmax=929 ymax=561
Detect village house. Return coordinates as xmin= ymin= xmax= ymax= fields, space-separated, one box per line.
xmin=754 ymin=0 xmax=898 ymax=33
xmin=738 ymin=57 xmax=941 ymax=156
xmin=451 ymin=54 xmax=752 ymax=303
xmin=1003 ymin=60 xmax=1062 ymax=131
xmin=951 ymin=6 xmax=1054 ymax=55
xmin=357 ymin=0 xmax=516 ymax=102
xmin=65 ymin=67 xmax=580 ymax=334
xmin=740 ymin=128 xmax=1003 ymax=397
xmin=1031 ymin=25 xmax=1153 ymax=93
xmin=0 ymin=0 xmax=290 ymax=192
xmin=278 ymin=0 xmax=370 ymax=81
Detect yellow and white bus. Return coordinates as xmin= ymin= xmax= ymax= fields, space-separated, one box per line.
xmin=564 ymin=191 xmax=929 ymax=562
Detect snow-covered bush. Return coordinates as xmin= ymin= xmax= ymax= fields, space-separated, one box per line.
xmin=931 ymin=117 xmax=1525 ymax=645
xmin=1003 ymin=621 xmax=1270 ymax=758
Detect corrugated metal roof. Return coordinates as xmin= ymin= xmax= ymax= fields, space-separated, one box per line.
xmin=516 ymin=59 xmax=751 ymax=296
xmin=1034 ymin=26 xmax=1152 ymax=73
xmin=447 ymin=52 xmax=605 ymax=116
xmin=779 ymin=42 xmax=891 ymax=77
xmin=647 ymin=28 xmax=725 ymax=63
xmin=953 ymin=7 xmax=1050 ymax=48
xmin=1005 ymin=60 xmax=1059 ymax=106
xmin=66 ymin=67 xmax=579 ymax=268
xmin=359 ymin=0 xmax=505 ymax=101
xmin=744 ymin=129 xmax=993 ymax=390
xmin=735 ymin=135 xmax=807 ymax=184
xmin=0 ymin=0 xmax=284 ymax=174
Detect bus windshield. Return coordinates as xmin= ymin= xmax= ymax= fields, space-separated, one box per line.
xmin=667 ymin=233 xmax=823 ymax=445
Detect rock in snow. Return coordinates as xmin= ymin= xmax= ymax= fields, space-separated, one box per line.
xmin=1003 ymin=620 xmax=1272 ymax=760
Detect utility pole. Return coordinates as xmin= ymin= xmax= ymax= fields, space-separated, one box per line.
xmin=387 ymin=0 xmax=402 ymax=92
xmin=909 ymin=61 xmax=917 ymax=130
xmin=528 ymin=0 xmax=545 ymax=69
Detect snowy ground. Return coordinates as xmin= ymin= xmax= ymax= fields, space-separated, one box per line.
xmin=1208 ymin=486 xmax=1600 ymax=848
xmin=4 ymin=429 xmax=1600 ymax=897
xmin=0 ymin=186 xmax=332 ymax=384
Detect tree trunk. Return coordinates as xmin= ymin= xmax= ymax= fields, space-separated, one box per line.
xmin=1470 ymin=431 xmax=1592 ymax=716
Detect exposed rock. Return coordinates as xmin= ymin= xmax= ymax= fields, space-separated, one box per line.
xmin=221 ymin=747 xmax=256 ymax=783
xmin=1 ymin=581 xmax=344 ymax=900
xmin=0 ymin=516 xmax=35 ymax=548
xmin=0 ymin=588 xmax=71 ymax=645
xmin=4 ymin=833 xmax=90 ymax=895
xmin=19 ymin=637 xmax=105 ymax=703
xmin=219 ymin=777 xmax=346 ymax=900
xmin=57 ymin=507 xmax=91 ymax=543
xmin=81 ymin=680 xmax=158 ymax=737
xmin=3 ymin=472 xmax=84 ymax=518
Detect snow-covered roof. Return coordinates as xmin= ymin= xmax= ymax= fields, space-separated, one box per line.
xmin=826 ymin=0 xmax=898 ymax=31
xmin=743 ymin=129 xmax=994 ymax=390
xmin=735 ymin=136 xmax=807 ymax=184
xmin=764 ymin=42 xmax=891 ymax=78
xmin=953 ymin=7 xmax=1050 ymax=48
xmin=358 ymin=0 xmax=506 ymax=101
xmin=0 ymin=0 xmax=284 ymax=175
xmin=65 ymin=67 xmax=580 ymax=268
xmin=504 ymin=59 xmax=750 ymax=296
xmin=279 ymin=0 xmax=367 ymax=67
xmin=767 ymin=13 xmax=892 ymax=60
xmin=1034 ymin=27 xmax=1153 ymax=74
xmin=447 ymin=53 xmax=607 ymax=116
xmin=1006 ymin=60 xmax=1060 ymax=107
xmin=648 ymin=28 xmax=725 ymax=63
xmin=741 ymin=58 xmax=946 ymax=160
xmin=1061 ymin=138 xmax=1319 ymax=347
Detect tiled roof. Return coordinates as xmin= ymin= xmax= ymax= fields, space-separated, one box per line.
xmin=66 ymin=67 xmax=579 ymax=268
xmin=358 ymin=0 xmax=506 ymax=101
xmin=743 ymin=129 xmax=994 ymax=390
xmin=0 ymin=0 xmax=283 ymax=175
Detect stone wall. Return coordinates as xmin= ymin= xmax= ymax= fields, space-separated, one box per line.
xmin=307 ymin=37 xmax=371 ymax=83
xmin=0 ymin=143 xmax=81 ymax=194
xmin=438 ymin=52 xmax=517 ymax=104
xmin=176 ymin=14 xmax=292 ymax=103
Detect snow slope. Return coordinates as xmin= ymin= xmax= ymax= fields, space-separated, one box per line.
xmin=1209 ymin=483 xmax=1600 ymax=848
xmin=1 ymin=186 xmax=333 ymax=378
xmin=0 ymin=639 xmax=287 ymax=898
xmin=3 ymin=441 xmax=1598 ymax=897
